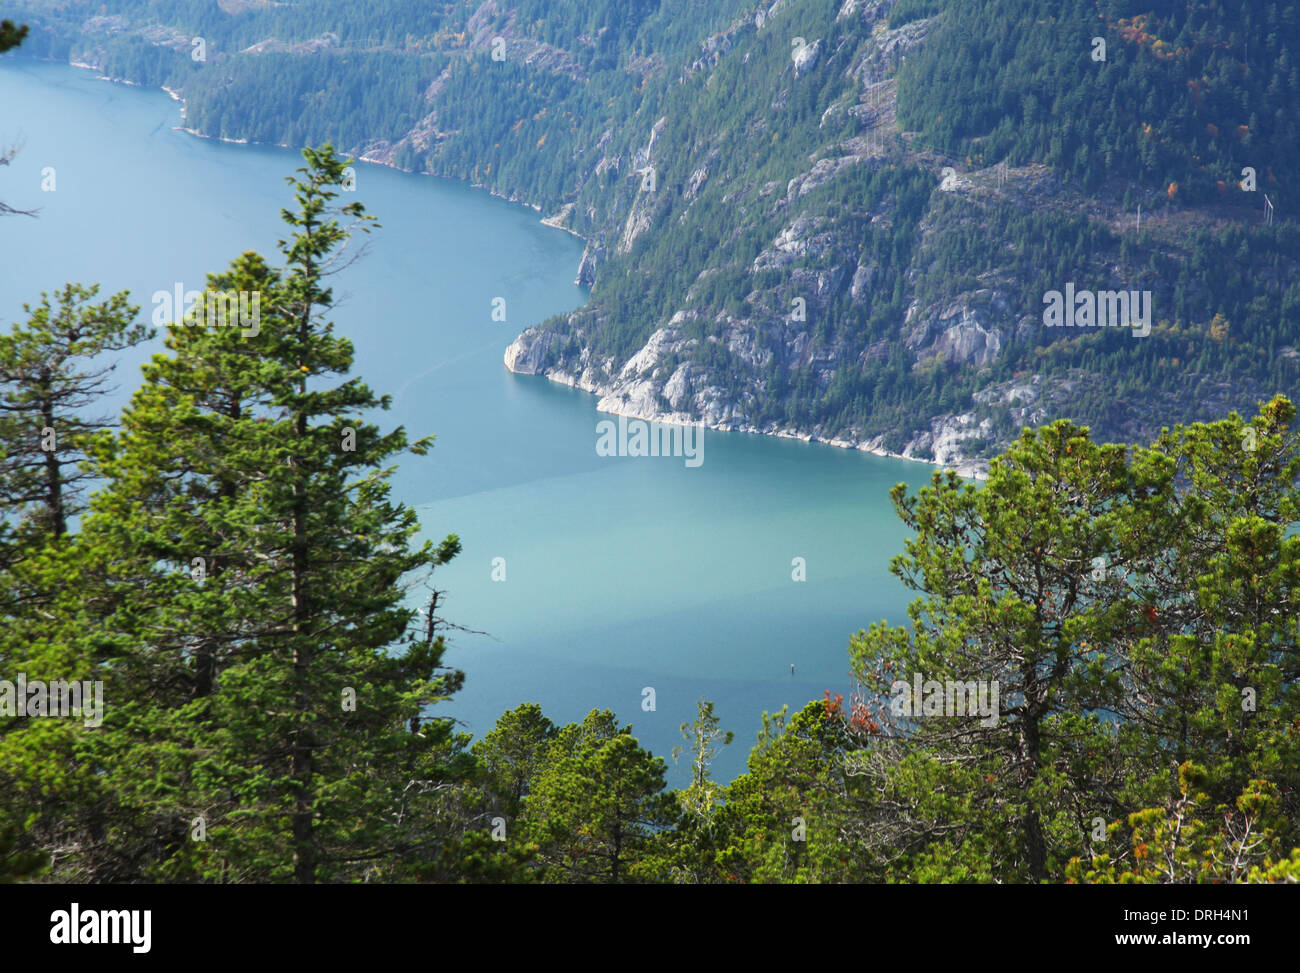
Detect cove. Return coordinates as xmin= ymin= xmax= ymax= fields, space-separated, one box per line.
xmin=0 ymin=59 xmax=937 ymax=785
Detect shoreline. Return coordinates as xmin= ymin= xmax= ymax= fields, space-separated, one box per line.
xmin=52 ymin=56 xmax=976 ymax=480
xmin=505 ymin=346 xmax=986 ymax=479
xmin=594 ymin=403 xmax=984 ymax=478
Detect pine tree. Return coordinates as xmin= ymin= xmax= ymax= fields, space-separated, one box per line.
xmin=83 ymin=144 xmax=466 ymax=882
xmin=0 ymin=285 xmax=145 ymax=882
xmin=522 ymin=709 xmax=671 ymax=883
xmin=0 ymin=19 xmax=25 ymax=54
xmin=473 ymin=702 xmax=557 ymax=819
xmin=1119 ymin=397 xmax=1300 ymax=807
xmin=0 ymin=284 xmax=145 ymax=547
xmin=847 ymin=421 xmax=1156 ymax=882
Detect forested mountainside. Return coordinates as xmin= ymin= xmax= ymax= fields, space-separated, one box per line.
xmin=11 ymin=0 xmax=1300 ymax=473
xmin=5 ymin=4 xmax=1300 ymax=892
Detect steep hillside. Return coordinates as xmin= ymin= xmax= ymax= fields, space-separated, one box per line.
xmin=10 ymin=0 xmax=1300 ymax=474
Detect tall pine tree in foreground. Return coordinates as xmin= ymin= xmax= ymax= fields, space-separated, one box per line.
xmin=85 ymin=145 xmax=466 ymax=882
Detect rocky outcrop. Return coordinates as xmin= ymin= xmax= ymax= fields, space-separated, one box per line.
xmin=242 ymin=33 xmax=340 ymax=56
xmin=575 ymin=238 xmax=605 ymax=287
xmin=66 ymin=0 xmax=1273 ymax=481
xmin=464 ymin=0 xmax=587 ymax=81
xmin=792 ymin=38 xmax=822 ymax=77
xmin=904 ymin=292 xmax=1010 ymax=369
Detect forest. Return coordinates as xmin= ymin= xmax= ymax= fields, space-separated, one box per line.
xmin=0 ymin=145 xmax=1296 ymax=883
xmin=7 ymin=1 xmax=1300 ymax=461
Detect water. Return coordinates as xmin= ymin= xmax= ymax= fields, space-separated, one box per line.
xmin=0 ymin=59 xmax=936 ymax=784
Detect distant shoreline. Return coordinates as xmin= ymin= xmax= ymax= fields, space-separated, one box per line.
xmin=42 ymin=56 xmax=979 ymax=481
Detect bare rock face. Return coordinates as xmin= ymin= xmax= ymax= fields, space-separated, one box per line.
xmin=901 ymin=412 xmax=995 ymax=477
xmin=242 ymin=32 xmax=339 ymax=55
xmin=631 ymin=117 xmax=668 ymax=172
xmin=685 ymin=166 xmax=709 ymax=200
xmin=786 ymin=155 xmax=865 ymax=200
xmin=464 ymin=0 xmax=586 ymax=80
xmin=903 ymin=290 xmax=1011 ymax=369
xmin=849 ymin=260 xmax=878 ymax=300
xmin=618 ymin=327 xmax=681 ymax=381
xmin=619 ymin=193 xmax=656 ymax=254
xmin=692 ymin=32 xmax=735 ymax=73
xmin=662 ymin=362 xmax=697 ymax=411
xmin=792 ymin=38 xmax=822 ymax=76
xmin=576 ymin=238 xmax=605 ymax=286
xmin=504 ymin=327 xmax=561 ymax=375
xmin=752 ymin=216 xmax=844 ymax=270
xmin=845 ymin=1 xmax=937 ymax=86
xmin=617 ymin=118 xmax=668 ymax=254
xmin=137 ymin=24 xmax=192 ymax=52
xmin=486 ymin=1 xmax=1086 ymax=481
xmin=974 ymin=376 xmax=1048 ymax=429
xmin=754 ymin=0 xmax=789 ymax=31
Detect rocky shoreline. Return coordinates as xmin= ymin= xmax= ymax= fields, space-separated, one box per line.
xmin=58 ymin=56 xmax=986 ymax=480
xmin=504 ymin=329 xmax=990 ymax=480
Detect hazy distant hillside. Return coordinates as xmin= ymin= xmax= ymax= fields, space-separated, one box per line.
xmin=10 ymin=0 xmax=1300 ymax=472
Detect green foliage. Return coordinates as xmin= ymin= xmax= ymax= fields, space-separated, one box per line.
xmin=839 ymin=397 xmax=1300 ymax=883
xmin=1 ymin=146 xmax=469 ymax=883
xmin=184 ymin=52 xmax=441 ymax=150
xmin=0 ymin=18 xmax=25 ymax=54
xmin=1067 ymin=764 xmax=1299 ymax=883
xmin=0 ymin=284 xmax=147 ymax=540
xmin=472 ymin=702 xmax=556 ymax=819
xmin=12 ymin=0 xmax=1300 ymax=456
xmin=888 ymin=0 xmax=947 ymax=30
xmin=3 ymin=1 xmax=1299 ymax=885
xmin=520 ymin=709 xmax=672 ymax=883
xmin=899 ymin=1 xmax=1300 ymax=204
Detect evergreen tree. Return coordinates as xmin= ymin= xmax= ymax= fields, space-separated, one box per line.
xmin=1119 ymin=398 xmax=1300 ymax=808
xmin=847 ymin=421 xmax=1163 ymax=882
xmin=0 ymin=284 xmax=146 ymax=545
xmin=521 ymin=709 xmax=671 ymax=883
xmin=81 ymin=144 xmax=466 ymax=882
xmin=0 ymin=286 xmax=146 ymax=882
xmin=473 ymin=702 xmax=557 ymax=820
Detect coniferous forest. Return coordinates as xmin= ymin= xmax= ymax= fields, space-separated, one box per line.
xmin=9 ymin=0 xmax=1300 ymax=463
xmin=0 ymin=0 xmax=1297 ymax=940
xmin=1 ymin=144 xmax=1296 ymax=887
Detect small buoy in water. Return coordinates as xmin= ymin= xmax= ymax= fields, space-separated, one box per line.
xmin=790 ymin=664 xmax=795 ymax=675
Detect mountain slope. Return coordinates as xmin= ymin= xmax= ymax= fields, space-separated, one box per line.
xmin=10 ymin=0 xmax=1300 ymax=473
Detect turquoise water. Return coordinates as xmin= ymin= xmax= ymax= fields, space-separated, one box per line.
xmin=0 ymin=60 xmax=936 ymax=784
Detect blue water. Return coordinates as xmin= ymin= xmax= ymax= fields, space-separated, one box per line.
xmin=0 ymin=59 xmax=936 ymax=784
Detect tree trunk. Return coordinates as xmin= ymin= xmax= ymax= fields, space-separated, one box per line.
xmin=40 ymin=393 xmax=66 ymax=537
xmin=290 ymin=310 xmax=315 ymax=884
